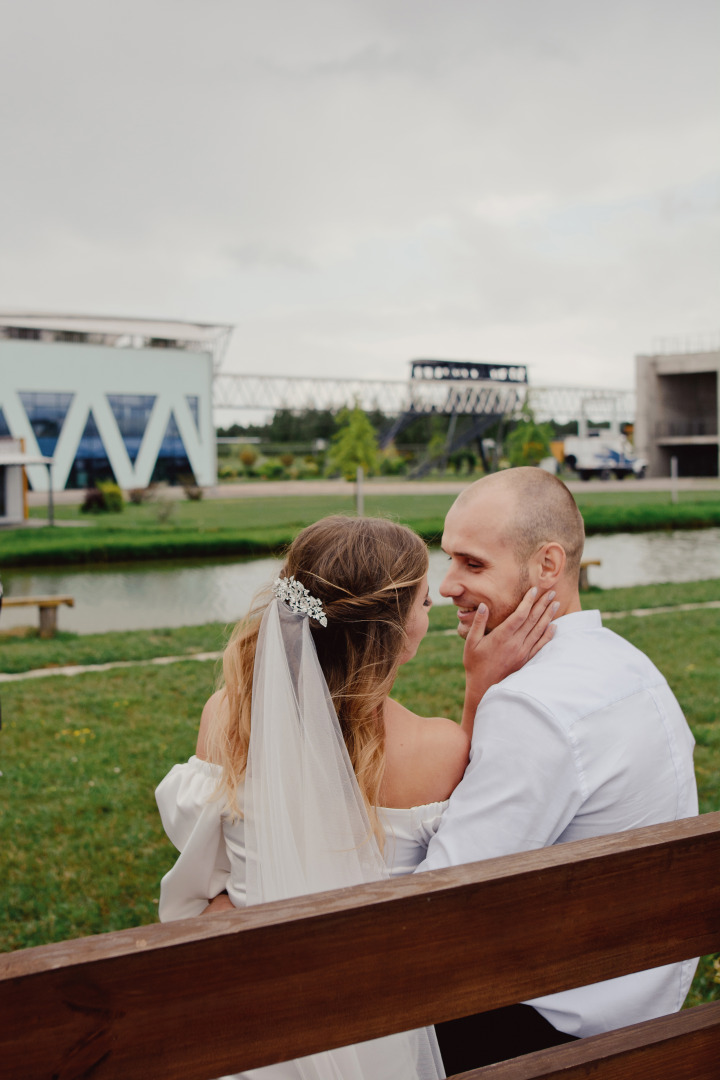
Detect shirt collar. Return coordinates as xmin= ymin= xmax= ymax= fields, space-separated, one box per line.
xmin=551 ymin=609 xmax=602 ymax=636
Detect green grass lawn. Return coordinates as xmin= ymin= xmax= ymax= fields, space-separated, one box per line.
xmin=0 ymin=662 xmax=207 ymax=949
xmin=1 ymin=586 xmax=718 ymax=1003
xmin=4 ymin=487 xmax=719 ymax=567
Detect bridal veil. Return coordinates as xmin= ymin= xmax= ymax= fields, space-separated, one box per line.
xmin=242 ymin=597 xmax=445 ymax=1080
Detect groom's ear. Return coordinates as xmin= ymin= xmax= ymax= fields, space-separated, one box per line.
xmin=534 ymin=542 xmax=566 ymax=586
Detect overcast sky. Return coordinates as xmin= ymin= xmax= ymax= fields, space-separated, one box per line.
xmin=1 ymin=0 xmax=718 ymax=392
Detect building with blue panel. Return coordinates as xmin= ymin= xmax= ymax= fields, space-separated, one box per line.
xmin=0 ymin=315 xmax=232 ymax=491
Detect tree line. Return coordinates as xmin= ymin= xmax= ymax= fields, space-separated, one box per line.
xmin=216 ymin=407 xmax=586 ymax=479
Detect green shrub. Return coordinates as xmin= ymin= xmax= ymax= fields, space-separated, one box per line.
xmin=80 ymin=488 xmax=105 ymax=513
xmin=239 ymin=446 xmax=259 ymax=468
xmin=379 ymin=447 xmax=407 ymax=476
xmin=81 ymin=481 xmax=124 ymax=514
xmin=448 ymin=449 xmax=478 ymax=475
xmin=257 ymin=458 xmax=288 ymax=480
xmin=504 ymin=408 xmax=554 ymax=468
xmin=98 ymin=481 xmax=124 ymax=512
xmin=299 ymin=459 xmax=320 ymax=478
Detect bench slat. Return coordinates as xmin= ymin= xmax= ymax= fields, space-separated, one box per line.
xmin=2 ymin=595 xmax=74 ymax=608
xmin=1 ymin=814 xmax=719 ymax=1079
xmin=466 ymin=1000 xmax=720 ymax=1079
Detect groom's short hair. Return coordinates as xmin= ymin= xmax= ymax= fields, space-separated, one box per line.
xmin=457 ymin=467 xmax=585 ymax=579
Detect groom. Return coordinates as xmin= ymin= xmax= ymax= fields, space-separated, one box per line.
xmin=421 ymin=467 xmax=699 ymax=1071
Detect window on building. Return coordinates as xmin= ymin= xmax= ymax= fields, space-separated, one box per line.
xmin=150 ymin=410 xmax=195 ymax=485
xmin=66 ymin=409 xmax=115 ymax=489
xmin=5 ymin=327 xmax=41 ymax=340
xmin=148 ymin=337 xmax=179 ymax=349
xmin=53 ymin=331 xmax=88 ymax=344
xmin=18 ymin=392 xmax=74 ymax=456
xmin=106 ymin=394 xmax=157 ymax=464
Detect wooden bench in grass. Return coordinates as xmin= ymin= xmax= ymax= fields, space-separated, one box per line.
xmin=579 ymin=559 xmax=601 ymax=590
xmin=2 ymin=813 xmax=719 ymax=1079
xmin=1 ymin=594 xmax=74 ymax=637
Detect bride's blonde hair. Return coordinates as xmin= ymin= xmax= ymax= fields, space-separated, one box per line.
xmin=205 ymin=515 xmax=429 ymax=829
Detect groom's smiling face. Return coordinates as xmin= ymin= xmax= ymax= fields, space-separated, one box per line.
xmin=440 ymin=487 xmax=531 ymax=637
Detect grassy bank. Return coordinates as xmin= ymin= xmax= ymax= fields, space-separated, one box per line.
xmin=1 ymin=582 xmax=718 ymax=1004
xmin=2 ymin=488 xmax=719 ymax=568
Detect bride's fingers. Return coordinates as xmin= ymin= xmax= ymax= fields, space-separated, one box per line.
xmin=463 ymin=601 xmax=489 ymax=661
xmin=505 ymin=585 xmax=539 ymax=630
xmin=527 ymin=619 xmax=556 ymax=659
xmin=522 ymin=591 xmax=560 ymax=657
xmin=495 ymin=587 xmax=558 ymax=662
xmin=500 ymin=586 xmax=552 ymax=639
xmin=463 ymin=587 xmax=558 ymax=676
xmin=523 ymin=590 xmax=559 ymax=642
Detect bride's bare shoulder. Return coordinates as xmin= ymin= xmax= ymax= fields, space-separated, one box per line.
xmin=196 ymin=689 xmax=224 ymax=761
xmin=382 ymin=698 xmax=470 ymax=806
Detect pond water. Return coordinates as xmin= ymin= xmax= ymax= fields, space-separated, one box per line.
xmin=1 ymin=529 xmax=719 ymax=636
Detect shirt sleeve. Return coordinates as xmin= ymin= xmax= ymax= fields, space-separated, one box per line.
xmin=155 ymin=757 xmax=231 ymax=921
xmin=417 ymin=684 xmax=584 ymax=872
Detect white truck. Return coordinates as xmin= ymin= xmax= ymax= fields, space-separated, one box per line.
xmin=562 ymin=399 xmax=646 ymax=480
xmin=563 ymin=431 xmax=646 ymax=480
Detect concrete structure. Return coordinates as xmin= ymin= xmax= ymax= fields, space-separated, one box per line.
xmin=635 ymin=346 xmax=720 ymax=477
xmin=0 ymin=438 xmax=53 ymax=524
xmin=0 ymin=315 xmax=232 ymax=492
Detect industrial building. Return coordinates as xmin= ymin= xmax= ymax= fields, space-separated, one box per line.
xmin=635 ymin=344 xmax=720 ymax=477
xmin=0 ymin=315 xmax=231 ymax=492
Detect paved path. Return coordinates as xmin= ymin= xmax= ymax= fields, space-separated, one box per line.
xmin=0 ymin=650 xmax=224 ymax=683
xmin=601 ymin=599 xmax=720 ymax=620
xmin=26 ymin=475 xmax=720 ymax=508
xmin=3 ymin=600 xmax=718 ymax=683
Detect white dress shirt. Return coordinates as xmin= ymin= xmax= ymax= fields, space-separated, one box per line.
xmin=418 ymin=609 xmax=699 ymax=1037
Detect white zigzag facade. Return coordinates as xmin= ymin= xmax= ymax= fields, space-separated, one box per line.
xmin=0 ymin=315 xmax=231 ymax=492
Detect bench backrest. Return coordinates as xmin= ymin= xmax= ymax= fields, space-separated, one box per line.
xmin=2 ymin=813 xmax=720 ymax=1079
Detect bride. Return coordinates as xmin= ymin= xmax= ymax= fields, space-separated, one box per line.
xmin=156 ymin=515 xmax=554 ymax=1079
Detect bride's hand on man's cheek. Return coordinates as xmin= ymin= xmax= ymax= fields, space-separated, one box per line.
xmin=463 ymin=587 xmax=559 ymax=695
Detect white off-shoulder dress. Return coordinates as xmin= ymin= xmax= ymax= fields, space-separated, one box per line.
xmin=155 ymin=756 xmax=448 ymax=1079
xmin=156 ymin=755 xmax=447 ymax=920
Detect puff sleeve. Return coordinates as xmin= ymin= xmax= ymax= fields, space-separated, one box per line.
xmin=155 ymin=756 xmax=231 ymax=922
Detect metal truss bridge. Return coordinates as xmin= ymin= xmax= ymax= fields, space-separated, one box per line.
xmin=213 ymin=365 xmax=636 ymax=427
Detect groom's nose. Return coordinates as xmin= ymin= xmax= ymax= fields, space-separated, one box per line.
xmin=439 ymin=564 xmax=462 ymax=598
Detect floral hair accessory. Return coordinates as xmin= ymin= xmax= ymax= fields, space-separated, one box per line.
xmin=272 ymin=575 xmax=328 ymax=627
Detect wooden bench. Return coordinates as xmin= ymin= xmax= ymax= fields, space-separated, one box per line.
xmin=579 ymin=559 xmax=601 ymax=590
xmin=2 ymin=813 xmax=719 ymax=1079
xmin=1 ymin=594 xmax=74 ymax=637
